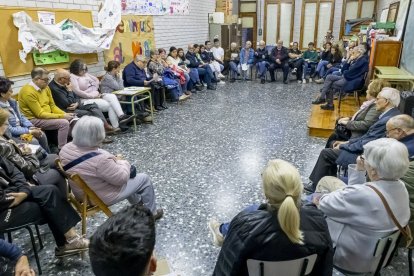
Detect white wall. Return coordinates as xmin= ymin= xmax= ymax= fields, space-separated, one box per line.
xmin=0 ymin=0 xmax=215 ymax=92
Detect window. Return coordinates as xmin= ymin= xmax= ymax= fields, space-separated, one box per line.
xmin=340 ymin=0 xmax=377 ymax=38
xmin=300 ymin=0 xmax=335 ymax=49
xmin=264 ymin=0 xmax=294 ymax=46
xmin=239 ymin=1 xmax=257 ymax=47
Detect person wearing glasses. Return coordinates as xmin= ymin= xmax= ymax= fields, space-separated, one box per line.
xmin=18 ymin=67 xmax=75 ymax=150
xmin=304 ymin=87 xmax=401 ymax=193
xmin=312 ymin=138 xmax=410 ymax=273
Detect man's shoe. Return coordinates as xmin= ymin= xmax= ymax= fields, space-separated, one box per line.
xmin=196 ymin=85 xmax=204 ymax=91
xmin=118 ymin=114 xmax=134 ymax=125
xmin=160 ymin=104 xmax=168 ymax=109
xmin=321 ymin=104 xmax=334 ymax=111
xmin=55 ymin=235 xmax=89 ymax=258
xmin=283 ymin=80 xmax=288 ymax=84
xmin=308 ymin=78 xmax=313 ymax=83
xmin=207 ymin=85 xmax=216 ymax=90
xmin=230 ymin=78 xmax=235 ymax=83
xmin=303 ymin=182 xmax=315 ymax=194
xmin=208 ymin=218 xmax=224 ymax=247
xmin=297 ymin=80 xmax=302 ymax=84
xmin=270 ymin=79 xmax=276 ymax=82
xmin=261 ymin=79 xmax=265 ymax=84
xmin=311 ymin=97 xmax=326 ymax=105
xmin=155 ymin=106 xmax=164 ymax=111
xmin=154 ymin=209 xmax=164 ymax=221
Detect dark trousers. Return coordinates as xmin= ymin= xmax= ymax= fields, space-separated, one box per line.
xmin=149 ymin=84 xmax=165 ymax=107
xmin=0 ymin=185 xmax=80 ymax=247
xmin=75 ymin=103 xmax=106 ymax=122
xmin=289 ymin=59 xmax=304 ymax=81
xmin=269 ymin=62 xmax=289 ymax=82
xmin=197 ymin=67 xmax=212 ymax=86
xmin=309 ymin=148 xmax=340 ymax=191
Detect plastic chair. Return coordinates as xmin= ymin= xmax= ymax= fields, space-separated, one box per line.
xmin=55 ymin=159 xmax=113 ymax=236
xmin=334 ymin=230 xmax=401 ymax=276
xmin=247 ymin=254 xmax=318 ymax=276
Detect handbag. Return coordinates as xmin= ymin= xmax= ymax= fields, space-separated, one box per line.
xmin=130 ymin=164 xmax=137 ymax=178
xmin=334 ymin=123 xmax=351 ymax=141
xmin=367 ymin=184 xmax=413 ymax=247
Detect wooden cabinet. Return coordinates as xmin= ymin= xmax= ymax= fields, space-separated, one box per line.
xmin=209 ymin=23 xmax=242 ymax=50
xmin=368 ymin=40 xmax=403 ymax=79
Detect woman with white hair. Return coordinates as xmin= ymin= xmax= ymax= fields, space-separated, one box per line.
xmin=312 ymin=45 xmax=369 ymax=111
xmin=59 ymin=116 xmax=163 ymax=220
xmin=314 ymin=138 xmax=410 ymax=273
xmin=211 ymin=159 xmax=333 ymax=276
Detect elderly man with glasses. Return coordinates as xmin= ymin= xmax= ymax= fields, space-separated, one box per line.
xmin=18 ymin=67 xmax=75 ymax=150
xmin=304 ymin=87 xmax=401 ymax=193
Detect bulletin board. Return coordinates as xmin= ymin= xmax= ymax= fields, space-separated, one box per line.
xmin=0 ymin=7 xmax=99 ymax=78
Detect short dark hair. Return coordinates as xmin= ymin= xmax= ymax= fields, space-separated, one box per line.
xmin=31 ymin=67 xmax=49 ymax=80
xmin=169 ymin=46 xmax=177 ymax=56
xmin=0 ymin=76 xmax=14 ymax=94
xmin=69 ymin=59 xmax=86 ymax=75
xmin=89 ymin=205 xmax=155 ymax=276
xmin=308 ymin=42 xmax=314 ymax=46
xmin=193 ymin=44 xmax=199 ymax=49
xmin=205 ymin=40 xmax=210 ymax=45
xmin=213 ymin=38 xmax=219 ymax=43
xmin=104 ymin=60 xmax=120 ymax=72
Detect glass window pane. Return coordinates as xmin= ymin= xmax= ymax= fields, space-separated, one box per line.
xmin=266 ymin=4 xmax=278 ymax=45
xmin=380 ymin=8 xmax=389 ymax=22
xmin=240 ymin=3 xmax=257 ymax=12
xmin=361 ymin=1 xmax=375 ymax=18
xmin=317 ymin=2 xmax=332 ymax=47
xmin=280 ymin=3 xmax=292 ymax=44
xmin=345 ymin=1 xmax=359 ymax=20
xmin=242 ymin=17 xmax=254 ymax=28
xmin=302 ymin=3 xmax=317 ymax=48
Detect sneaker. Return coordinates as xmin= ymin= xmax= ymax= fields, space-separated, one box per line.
xmin=207 ymin=85 xmax=216 ymax=90
xmin=292 ymin=68 xmax=297 ymax=74
xmin=218 ymin=73 xmax=225 ymax=79
xmin=309 ymin=78 xmax=313 ymax=83
xmin=55 ymin=235 xmax=89 ymax=257
xmin=303 ymin=182 xmax=315 ymax=194
xmin=260 ymin=79 xmax=265 ymax=84
xmin=154 ymin=208 xmax=164 ymax=221
xmin=315 ymin=78 xmax=324 ymax=84
xmin=311 ymin=97 xmax=326 ymax=105
xmin=118 ymin=114 xmax=134 ymax=125
xmin=297 ymin=80 xmax=302 ymax=84
xmin=208 ymin=218 xmax=224 ymax=247
xmin=230 ymin=78 xmax=235 ymax=83
xmin=321 ymin=104 xmax=334 ymax=111
xmin=179 ymin=94 xmax=190 ymax=101
xmin=218 ymin=80 xmax=225 ymax=85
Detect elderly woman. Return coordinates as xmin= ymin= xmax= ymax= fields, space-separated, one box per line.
xmin=325 ymin=79 xmax=390 ymax=148
xmin=59 ymin=116 xmax=163 ymax=220
xmin=69 ymin=59 xmax=133 ymax=129
xmin=314 ymin=138 xmax=410 ymax=273
xmin=210 ymin=159 xmax=333 ymax=276
xmin=312 ymin=45 xmax=369 ymax=111
xmin=0 ymin=76 xmax=49 ymax=152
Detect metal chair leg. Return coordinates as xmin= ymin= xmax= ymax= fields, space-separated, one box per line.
xmin=7 ymin=232 xmax=12 ymax=243
xmin=26 ymin=226 xmax=42 ymax=275
xmin=35 ymin=225 xmax=44 ymax=249
xmin=409 ymin=248 xmax=413 ymax=276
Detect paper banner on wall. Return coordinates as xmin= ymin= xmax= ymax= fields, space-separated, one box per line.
xmin=121 ymin=0 xmax=189 ymax=15
xmin=104 ymin=15 xmax=155 ymax=67
xmin=168 ymin=0 xmax=189 ymax=15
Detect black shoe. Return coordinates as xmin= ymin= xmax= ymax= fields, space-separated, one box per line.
xmin=154 ymin=208 xmax=164 ymax=221
xmin=118 ymin=114 xmax=134 ymax=125
xmin=311 ymin=97 xmax=326 ymax=105
xmin=321 ymin=104 xmax=334 ymax=111
xmin=207 ymin=85 xmax=216 ymax=90
xmin=261 ymin=79 xmax=265 ymax=84
xmin=230 ymin=78 xmax=235 ymax=83
xmin=303 ymin=182 xmax=315 ymax=194
xmin=155 ymin=106 xmax=164 ymax=111
xmin=195 ymin=85 xmax=204 ymax=91
xmin=160 ymin=104 xmax=168 ymax=109
xmin=270 ymin=79 xmax=276 ymax=82
xmin=283 ymin=80 xmax=288 ymax=84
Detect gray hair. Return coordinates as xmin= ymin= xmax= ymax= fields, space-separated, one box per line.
xmin=364 ymin=138 xmax=409 ymax=180
xmin=31 ymin=67 xmax=49 ymax=80
xmin=354 ymin=45 xmax=366 ymax=55
xmin=230 ymin=42 xmax=237 ymax=48
xmin=72 ymin=116 xmax=105 ymax=147
xmin=388 ymin=114 xmax=414 ymax=131
xmin=135 ymin=55 xmax=146 ymax=62
xmin=379 ymin=87 xmax=400 ymax=107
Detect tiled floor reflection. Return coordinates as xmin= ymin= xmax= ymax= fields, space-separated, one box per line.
xmin=10 ymin=80 xmax=411 ymax=275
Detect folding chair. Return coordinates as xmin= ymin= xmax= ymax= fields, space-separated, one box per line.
xmin=247 ymin=254 xmax=318 ymax=276
xmin=55 ymin=159 xmax=113 ymax=236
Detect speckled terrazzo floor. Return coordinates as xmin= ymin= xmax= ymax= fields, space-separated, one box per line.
xmin=8 ymin=79 xmax=411 ymax=275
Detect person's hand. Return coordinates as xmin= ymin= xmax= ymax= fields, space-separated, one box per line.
xmin=338 ymin=117 xmax=349 ymax=125
xmin=312 ymin=193 xmax=323 ymax=207
xmin=115 ymin=154 xmax=124 ymax=160
xmin=7 ymin=192 xmax=28 ymax=207
xmin=327 ymin=64 xmax=332 ymax=68
xmin=15 ymin=255 xmax=35 ymax=276
xmin=333 ymin=141 xmax=348 ymax=149
xmin=63 ymin=113 xmax=75 ymax=121
xmin=356 ymin=155 xmax=366 ymax=171
xmin=18 ymin=144 xmax=32 ymax=155
xmin=144 ymin=80 xmax=152 ymax=86
xmin=29 ymin=128 xmax=42 ymax=138
xmin=276 ymin=59 xmax=281 ymax=64
xmin=65 ymin=83 xmax=73 ymax=91
xmin=67 ymin=103 xmax=79 ymax=111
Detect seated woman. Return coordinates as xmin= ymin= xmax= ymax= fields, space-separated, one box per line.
xmin=224 ymin=42 xmax=240 ymax=83
xmin=167 ymin=47 xmax=192 ymax=96
xmin=325 ymin=79 xmax=389 ymax=148
xmin=178 ymin=47 xmax=203 ymax=92
xmin=0 ymin=156 xmax=88 ymax=258
xmin=0 ymin=76 xmax=49 ymax=152
xmin=312 ymin=42 xmax=332 ymax=79
xmin=59 ymin=116 xmax=163 ymax=220
xmin=69 ymin=59 xmax=133 ymax=129
xmin=210 ymin=159 xmax=333 ymax=276
xmin=314 ymin=138 xmax=410 ymax=273
xmin=311 ymin=45 xmax=369 ymax=111
xmin=0 ymin=109 xmax=67 ymax=196
xmin=238 ymin=41 xmax=255 ymax=81
xmin=315 ymin=46 xmax=343 ymax=83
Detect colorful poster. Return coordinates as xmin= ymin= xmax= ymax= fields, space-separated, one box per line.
xmin=168 ymin=0 xmax=189 ymax=15
xmin=104 ymin=15 xmax=155 ymax=67
xmin=121 ymin=0 xmax=168 ymax=15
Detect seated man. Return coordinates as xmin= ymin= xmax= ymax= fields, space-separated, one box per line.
xmin=305 ymin=87 xmax=401 ymax=192
xmin=211 ymin=38 xmax=225 ymax=67
xmin=254 ymin=40 xmax=270 ymax=84
xmin=90 ymin=205 xmax=157 ymax=276
xmin=18 ymin=68 xmax=75 ymax=150
xmin=312 ymin=46 xmax=369 ymax=111
xmin=288 ymin=42 xmax=304 ymax=84
xmin=269 ymin=40 xmax=290 ymax=84
xmin=302 ymin=42 xmax=319 ymax=83
xmin=186 ymin=44 xmax=214 ymax=89
xmin=205 ymin=40 xmax=225 ymax=82
xmin=238 ymin=41 xmax=255 ymax=81
xmin=224 ymin=42 xmax=240 ymax=83
xmin=49 ymin=68 xmax=118 ymax=136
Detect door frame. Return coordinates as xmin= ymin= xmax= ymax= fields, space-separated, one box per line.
xmin=264 ymin=0 xmax=295 ymax=45
xmin=239 ymin=12 xmax=257 ymax=47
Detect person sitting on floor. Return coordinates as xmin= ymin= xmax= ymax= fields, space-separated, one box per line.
xmin=238 ymin=41 xmax=255 ymax=81
xmin=305 ymin=87 xmax=401 ymax=192
xmin=288 ymin=42 xmax=304 ymax=84
xmin=254 ymin=40 xmax=270 ymax=84
xmin=303 ymin=42 xmax=319 ymax=83
xmin=312 ymin=42 xmax=332 ymax=79
xmin=269 ymin=40 xmax=290 ymax=84
xmin=69 ymin=59 xmax=133 ymax=129
xmin=89 ymin=204 xmax=157 ymax=276
xmin=209 ymin=159 xmax=333 ymax=276
xmin=224 ymin=42 xmax=240 ymax=83
xmin=315 ymin=45 xmax=343 ymax=83
xmin=325 ymin=79 xmax=390 ymax=148
xmin=0 ymin=239 xmax=35 ymax=276
xmin=186 ymin=44 xmax=214 ymax=90
xmin=59 ymin=116 xmax=163 ymax=220
xmin=18 ymin=68 xmax=75 ymax=151
xmin=0 ymin=76 xmax=49 ymax=152
xmin=49 ymin=68 xmax=118 ymax=139
xmin=0 ymin=156 xmax=89 ymax=258
xmin=313 ymin=138 xmax=410 ymax=273
xmin=311 ymin=45 xmax=369 ymax=111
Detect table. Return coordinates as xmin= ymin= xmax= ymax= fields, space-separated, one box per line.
xmin=113 ymin=87 xmax=153 ymax=131
xmin=374 ymin=66 xmax=414 ymax=91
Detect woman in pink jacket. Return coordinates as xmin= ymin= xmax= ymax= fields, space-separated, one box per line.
xmin=69 ymin=59 xmax=133 ymax=129
xmin=59 ymin=116 xmax=163 ymax=220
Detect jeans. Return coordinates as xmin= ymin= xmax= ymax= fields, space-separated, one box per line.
xmin=256 ymin=61 xmax=269 ymax=79
xmin=238 ymin=64 xmax=253 ymax=80
xmin=323 ymin=66 xmax=341 ymax=79
xmin=316 ymin=60 xmax=329 ymax=78
xmin=197 ymin=67 xmax=212 ymax=86
xmin=229 ymin=61 xmax=239 ymax=79
xmin=219 ymin=204 xmax=260 ymax=237
xmin=289 ymin=58 xmax=304 ymax=81
xmin=189 ymin=68 xmax=200 ymax=83
xmin=183 ymin=72 xmax=191 ymax=92
xmin=303 ymin=61 xmax=317 ymax=79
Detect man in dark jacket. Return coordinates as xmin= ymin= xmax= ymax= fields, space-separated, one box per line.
xmin=312 ymin=46 xmax=369 ymax=110
xmin=255 ymin=40 xmax=270 ymax=84
xmin=186 ymin=44 xmax=214 ymax=89
xmin=268 ymin=40 xmax=290 ymax=84
xmin=306 ymin=88 xmax=401 ymax=192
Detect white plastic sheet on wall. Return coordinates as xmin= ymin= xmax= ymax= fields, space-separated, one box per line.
xmin=302 ymin=3 xmax=316 ymax=48
xmin=280 ymin=3 xmax=292 ymax=44
xmin=266 ymin=4 xmax=278 ymax=45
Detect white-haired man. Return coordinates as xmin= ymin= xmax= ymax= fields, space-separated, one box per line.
xmin=255 ymin=40 xmax=269 ymax=84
